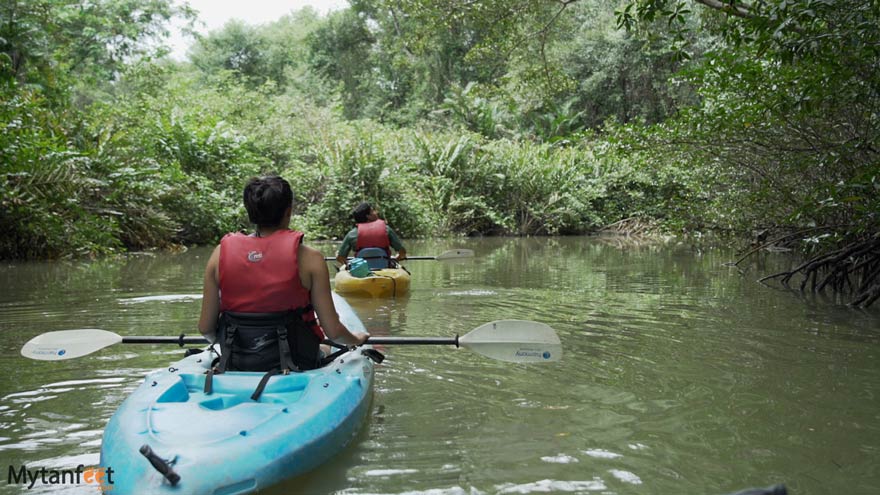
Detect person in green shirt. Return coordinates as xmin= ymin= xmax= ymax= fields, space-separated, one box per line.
xmin=335 ymin=202 xmax=407 ymax=268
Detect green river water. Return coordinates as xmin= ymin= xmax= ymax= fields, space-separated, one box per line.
xmin=0 ymin=236 xmax=878 ymax=494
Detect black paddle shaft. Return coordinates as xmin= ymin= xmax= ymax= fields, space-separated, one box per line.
xmin=122 ymin=335 xmax=461 ymax=347
xmin=122 ymin=335 xmax=462 ymax=347
xmin=122 ymin=335 xmax=209 ymax=346
xmin=367 ymin=336 xmax=459 ymax=347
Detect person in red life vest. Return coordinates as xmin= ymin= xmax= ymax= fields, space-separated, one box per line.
xmin=198 ymin=175 xmax=368 ymax=372
xmin=335 ymin=202 xmax=407 ymax=269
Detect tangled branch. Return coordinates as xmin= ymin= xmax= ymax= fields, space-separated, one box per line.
xmin=758 ymin=234 xmax=880 ymax=308
xmin=600 ymin=216 xmax=658 ymax=237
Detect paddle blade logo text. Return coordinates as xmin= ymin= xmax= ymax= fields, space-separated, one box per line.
xmin=26 ymin=347 xmax=66 ymax=358
xmin=513 ymin=345 xmax=562 ymax=363
xmin=515 ymin=348 xmax=550 ymax=359
xmin=7 ymin=464 xmax=115 ymax=491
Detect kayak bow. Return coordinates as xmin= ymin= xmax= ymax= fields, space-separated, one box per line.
xmin=99 ymin=293 xmax=374 ymax=494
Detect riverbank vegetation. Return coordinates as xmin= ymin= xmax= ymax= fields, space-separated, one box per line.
xmin=2 ymin=1 xmax=878 ymax=306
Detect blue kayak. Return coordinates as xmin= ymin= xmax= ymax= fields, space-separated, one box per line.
xmin=99 ymin=293 xmax=374 ymax=494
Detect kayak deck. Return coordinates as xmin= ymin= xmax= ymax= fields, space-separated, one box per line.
xmin=148 ymin=371 xmax=311 ymax=445
xmin=100 ymin=294 xmax=374 ymax=495
xmin=100 ymin=347 xmax=374 ymax=494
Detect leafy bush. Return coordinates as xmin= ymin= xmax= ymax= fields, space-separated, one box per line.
xmin=298 ymin=127 xmax=431 ymax=240
xmin=0 ymin=83 xmax=120 ymax=258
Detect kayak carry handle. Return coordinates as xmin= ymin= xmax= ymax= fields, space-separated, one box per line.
xmin=139 ymin=444 xmax=181 ymax=486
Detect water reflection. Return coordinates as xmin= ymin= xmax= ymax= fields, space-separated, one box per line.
xmin=1 ymin=238 xmax=878 ymax=495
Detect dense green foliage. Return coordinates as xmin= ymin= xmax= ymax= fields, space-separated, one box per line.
xmin=617 ymin=0 xmax=880 ymax=238
xmin=1 ymin=0 xmax=877 ymax=285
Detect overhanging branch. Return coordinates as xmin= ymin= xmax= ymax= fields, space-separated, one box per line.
xmin=694 ymin=0 xmax=753 ymax=19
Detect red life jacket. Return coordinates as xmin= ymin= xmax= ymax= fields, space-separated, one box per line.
xmin=356 ymin=219 xmax=391 ymax=256
xmin=219 ymin=230 xmax=323 ymax=339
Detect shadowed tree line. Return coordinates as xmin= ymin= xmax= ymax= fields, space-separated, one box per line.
xmin=1 ymin=0 xmax=877 ymax=306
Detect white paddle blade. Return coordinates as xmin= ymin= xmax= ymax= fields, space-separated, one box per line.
xmin=435 ymin=249 xmax=475 ymax=260
xmin=20 ymin=329 xmax=122 ymax=361
xmin=460 ymin=320 xmax=562 ymax=363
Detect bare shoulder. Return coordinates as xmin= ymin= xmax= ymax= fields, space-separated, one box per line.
xmin=208 ymin=244 xmax=221 ymax=267
xmin=298 ymin=243 xmax=321 ymax=262
xmin=298 ymin=243 xmax=329 ymax=271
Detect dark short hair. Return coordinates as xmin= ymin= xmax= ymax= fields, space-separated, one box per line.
xmin=243 ymin=175 xmax=293 ymax=227
xmin=352 ymin=202 xmax=372 ymax=223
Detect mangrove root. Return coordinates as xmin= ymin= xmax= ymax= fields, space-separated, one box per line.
xmin=758 ymin=234 xmax=880 ymax=308
xmin=600 ymin=217 xmax=657 ymax=237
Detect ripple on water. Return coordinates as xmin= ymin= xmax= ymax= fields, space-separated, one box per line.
xmin=4 ymin=241 xmax=880 ymax=495
xmin=495 ymin=478 xmax=607 ymax=493
xmin=609 ymin=469 xmax=643 ymax=485
xmin=540 ymin=454 xmax=579 ymax=464
xmin=582 ymin=448 xmax=623 ymax=459
xmin=363 ymin=469 xmax=421 ymax=477
xmin=338 ymin=488 xmax=473 ymax=495
xmin=0 ymin=374 xmax=142 ymax=455
xmin=116 ymin=294 xmax=202 ymax=304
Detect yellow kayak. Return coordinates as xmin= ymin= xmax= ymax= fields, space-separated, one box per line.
xmin=334 ymin=267 xmax=411 ymax=298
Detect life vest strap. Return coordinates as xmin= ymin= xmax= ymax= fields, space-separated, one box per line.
xmin=275 ymin=325 xmax=298 ymax=373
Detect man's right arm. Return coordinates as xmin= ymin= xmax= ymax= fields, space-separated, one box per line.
xmin=336 ymin=229 xmax=356 ymax=266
